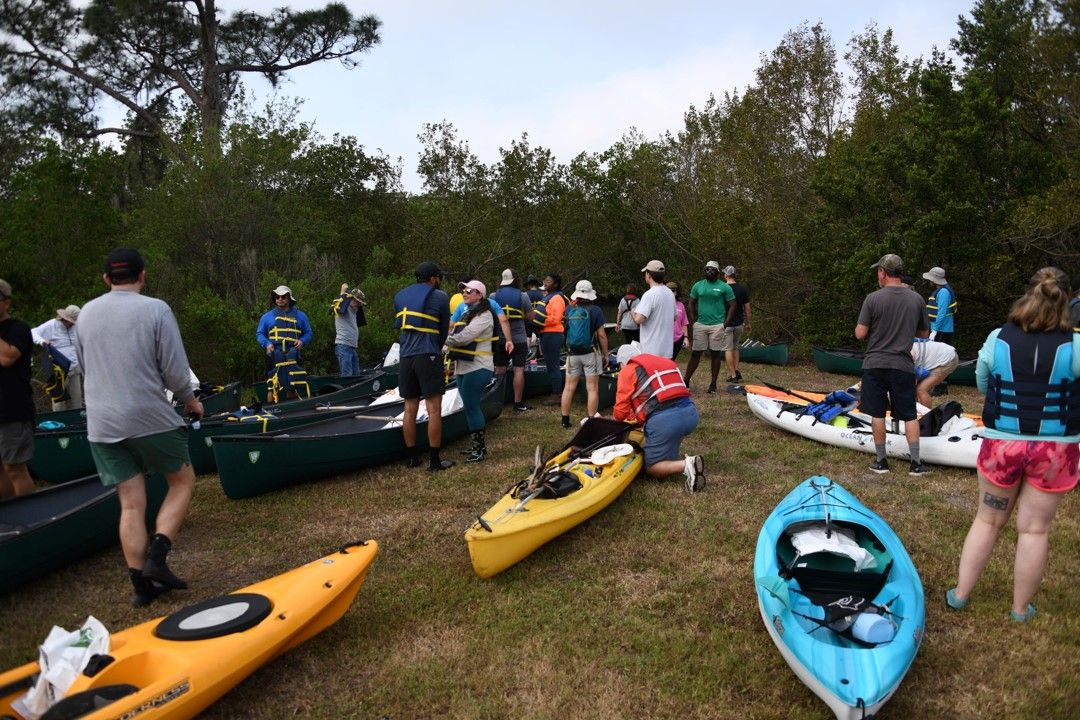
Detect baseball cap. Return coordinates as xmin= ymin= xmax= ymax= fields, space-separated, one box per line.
xmin=415 ymin=261 xmax=445 ymax=281
xmin=499 ymin=268 xmax=516 ymax=286
xmin=870 ymin=254 xmax=903 ymax=274
xmin=458 ymin=280 xmax=487 ymax=298
xmin=104 ymin=247 xmax=145 ymax=282
xmin=705 ymin=260 xmax=720 ymax=271
xmin=722 ymin=265 xmax=737 ymax=276
xmin=641 ymin=260 xmax=666 ymax=273
xmin=0 ymin=279 xmax=11 ymax=300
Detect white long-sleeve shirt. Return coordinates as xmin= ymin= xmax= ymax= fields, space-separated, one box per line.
xmin=31 ymin=318 xmax=79 ymax=368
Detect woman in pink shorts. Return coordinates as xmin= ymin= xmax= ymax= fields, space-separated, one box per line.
xmin=947 ymin=267 xmax=1080 ymax=622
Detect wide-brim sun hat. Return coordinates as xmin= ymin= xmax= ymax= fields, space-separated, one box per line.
xmin=922 ymin=267 xmax=947 ymax=285
xmin=271 ymin=285 xmax=297 ymax=304
xmin=56 ymin=305 xmax=80 ymax=323
xmin=571 ymin=279 xmax=597 ymax=301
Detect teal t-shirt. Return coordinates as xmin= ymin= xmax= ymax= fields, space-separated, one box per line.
xmin=690 ymin=279 xmax=735 ymax=325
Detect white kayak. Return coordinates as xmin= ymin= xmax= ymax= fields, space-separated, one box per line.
xmin=744 ymin=386 xmax=983 ymax=469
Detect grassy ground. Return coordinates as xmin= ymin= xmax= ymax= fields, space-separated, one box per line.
xmin=2 ymin=362 xmax=1078 ymax=719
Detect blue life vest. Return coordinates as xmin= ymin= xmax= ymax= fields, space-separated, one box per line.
xmin=267 ymin=313 xmax=303 ymax=353
xmin=927 ymin=284 xmax=957 ymax=329
xmin=531 ymin=291 xmax=565 ymax=331
xmin=267 ymin=346 xmax=310 ymax=404
xmin=493 ymin=287 xmax=527 ymax=337
xmin=982 ymin=324 xmax=1080 ymax=436
xmin=394 ymin=283 xmax=439 ymax=335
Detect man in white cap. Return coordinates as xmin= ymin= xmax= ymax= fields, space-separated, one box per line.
xmin=256 ymin=284 xmax=313 ymax=401
xmin=721 ymin=265 xmax=751 ymax=383
xmin=632 ymin=260 xmax=676 ymax=358
xmin=560 ymin=279 xmax=609 ymax=428
xmin=922 ymin=266 xmax=956 ymax=345
xmin=31 ymin=304 xmax=84 ymax=410
xmin=490 ymin=268 xmax=535 ymax=410
xmin=685 ymin=260 xmax=735 ymax=392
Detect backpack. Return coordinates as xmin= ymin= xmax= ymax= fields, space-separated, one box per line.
xmin=565 ymin=304 xmax=593 ymax=352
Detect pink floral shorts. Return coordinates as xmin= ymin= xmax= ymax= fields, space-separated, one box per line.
xmin=977 ymin=438 xmax=1079 ymax=493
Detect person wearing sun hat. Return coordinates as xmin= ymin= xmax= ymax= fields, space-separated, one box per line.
xmin=559 ymin=279 xmax=609 ymax=429
xmin=0 ymin=278 xmax=36 ymax=499
xmin=256 ymin=284 xmax=313 ymax=402
xmin=922 ymin=266 xmax=956 ymax=345
xmin=31 ymin=303 xmax=84 ymax=410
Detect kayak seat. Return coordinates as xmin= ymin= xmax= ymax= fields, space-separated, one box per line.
xmin=40 ymin=684 xmax=139 ymax=720
xmin=777 ymin=523 xmax=893 ymax=608
xmin=567 ymin=418 xmax=633 ymax=451
xmin=918 ymin=400 xmax=964 ymax=437
xmin=154 ymin=592 xmax=272 ymax=642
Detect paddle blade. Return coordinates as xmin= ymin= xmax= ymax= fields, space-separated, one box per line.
xmin=756 ymin=575 xmax=791 ymax=609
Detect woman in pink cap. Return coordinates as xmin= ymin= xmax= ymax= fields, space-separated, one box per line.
xmin=444 ymin=280 xmax=496 ymax=462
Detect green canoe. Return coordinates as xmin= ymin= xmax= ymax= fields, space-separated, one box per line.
xmin=213 ymin=378 xmax=506 ymax=500
xmin=812 ymin=346 xmax=977 ymax=386
xmin=0 ymin=474 xmax=166 ymax=590
xmin=501 ymin=363 xmax=616 ymax=410
xmin=252 ymin=364 xmax=399 ymax=403
xmin=30 ymin=372 xmax=396 ymax=483
xmin=738 ymin=341 xmax=790 ymax=366
xmin=192 ymin=381 xmax=242 ymax=415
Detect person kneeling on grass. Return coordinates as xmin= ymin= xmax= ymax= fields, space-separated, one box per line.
xmin=611 ymin=345 xmax=705 ymax=492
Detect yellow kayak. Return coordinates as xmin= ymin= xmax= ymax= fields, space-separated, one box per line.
xmin=0 ymin=540 xmax=378 ymax=720
xmin=466 ymin=418 xmax=643 ymax=578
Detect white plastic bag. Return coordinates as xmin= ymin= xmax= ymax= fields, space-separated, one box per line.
xmin=383 ymin=343 xmax=400 ymax=367
xmin=13 ymin=616 xmax=110 ymax=720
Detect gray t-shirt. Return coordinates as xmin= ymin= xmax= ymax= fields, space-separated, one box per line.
xmin=76 ymin=289 xmax=193 ymax=443
xmin=334 ymin=303 xmax=359 ymax=347
xmin=857 ymin=286 xmax=929 ymax=371
xmin=635 ymin=284 xmax=676 ymax=357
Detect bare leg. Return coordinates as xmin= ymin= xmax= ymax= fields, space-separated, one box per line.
xmin=871 ymin=417 xmax=886 ymax=446
xmin=425 ymin=395 xmax=443 ymax=447
xmin=0 ymin=463 xmax=34 ymax=498
xmin=726 ymin=349 xmax=738 ymax=377
xmin=904 ymin=416 xmax=921 ymax=446
xmin=684 ymin=350 xmax=703 ymax=383
xmin=154 ymin=463 xmax=196 ymax=541
xmin=585 ymin=374 xmax=600 ymax=416
xmin=402 ymin=398 xmax=420 ymax=447
xmin=953 ymin=474 xmax=1019 ymax=602
xmin=646 ymin=460 xmax=686 ymax=478
xmin=116 ymin=474 xmax=150 ymax=568
xmin=560 ymin=374 xmax=580 ymax=416
xmin=917 ymin=376 xmax=940 ymax=408
xmin=513 ymin=367 xmax=525 ymax=403
xmin=1012 ymin=484 xmax=1065 ymax=615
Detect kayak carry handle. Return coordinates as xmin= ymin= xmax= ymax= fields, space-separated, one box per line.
xmin=337 ymin=540 xmax=370 ymax=553
xmin=476 ymin=516 xmax=493 ymax=533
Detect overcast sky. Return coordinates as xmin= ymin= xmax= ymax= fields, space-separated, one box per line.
xmin=105 ymin=1 xmax=976 ymax=191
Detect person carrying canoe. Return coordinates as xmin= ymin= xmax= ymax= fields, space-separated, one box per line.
xmin=256 ymin=285 xmax=313 ymax=402
xmin=911 ymin=338 xmax=958 ymax=408
xmin=443 ymin=280 xmax=496 ymax=463
xmin=532 ymin=273 xmax=568 ymax=398
xmin=75 ymin=248 xmax=204 ymax=607
xmin=922 ymin=266 xmax=956 ymax=345
xmin=31 ymin=304 xmax=83 ymax=410
xmin=947 ymin=267 xmax=1080 ymax=623
xmin=394 ymin=261 xmax=454 ymax=470
xmin=722 ymin=265 xmax=751 ymax=383
xmin=491 ymin=268 xmax=536 ymax=411
xmin=684 ymin=260 xmax=735 ymax=393
xmin=560 ymin=280 xmax=610 ymax=428
xmin=611 ymin=344 xmax=705 ymax=492
xmin=330 ymin=283 xmax=366 ymax=376
xmin=855 ymin=253 xmax=931 ymax=476
xmin=0 ymin=278 xmax=35 ymax=500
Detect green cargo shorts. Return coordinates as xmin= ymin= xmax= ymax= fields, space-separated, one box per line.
xmin=90 ymin=428 xmax=191 ymax=487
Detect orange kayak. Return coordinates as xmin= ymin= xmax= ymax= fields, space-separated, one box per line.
xmin=0 ymin=540 xmax=377 ymax=720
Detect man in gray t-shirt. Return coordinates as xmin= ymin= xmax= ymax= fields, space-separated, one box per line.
xmin=855 ymin=253 xmax=930 ymax=476
xmin=632 ymin=260 xmax=676 ymax=358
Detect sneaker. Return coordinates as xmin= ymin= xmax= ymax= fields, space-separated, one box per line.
xmin=405 ymin=456 xmax=422 ymax=468
xmin=428 ymin=459 xmax=455 ymax=471
xmin=868 ymin=458 xmax=890 ymax=474
xmin=706 ymin=384 xmax=717 ymax=394
xmin=683 ymin=455 xmax=706 ymax=492
xmin=734 ymin=372 xmax=743 ymax=381
xmin=908 ymin=461 xmax=930 ymax=476
xmin=513 ymin=403 xmax=532 ymax=412
xmin=726 ymin=376 xmax=738 ymax=383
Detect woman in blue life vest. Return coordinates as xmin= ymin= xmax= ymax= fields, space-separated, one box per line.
xmin=444 ymin=280 xmax=496 ymax=463
xmin=947 ymin=267 xmax=1080 ymax=623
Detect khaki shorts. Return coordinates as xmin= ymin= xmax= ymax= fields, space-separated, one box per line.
xmin=0 ymin=421 xmax=34 ymax=465
xmin=926 ymin=355 xmax=960 ymax=381
xmin=90 ymin=428 xmax=191 ymax=487
xmin=721 ymin=324 xmax=745 ymax=352
xmin=691 ymin=323 xmax=725 ymax=352
xmin=566 ymin=351 xmax=602 ymax=378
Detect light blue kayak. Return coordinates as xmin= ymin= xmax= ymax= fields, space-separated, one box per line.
xmin=754 ymin=477 xmax=925 ymax=719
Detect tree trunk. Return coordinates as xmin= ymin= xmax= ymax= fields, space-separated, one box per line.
xmin=199 ymin=0 xmax=223 ymax=157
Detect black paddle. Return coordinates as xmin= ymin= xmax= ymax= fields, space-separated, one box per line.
xmin=760 ymin=381 xmax=862 ymax=427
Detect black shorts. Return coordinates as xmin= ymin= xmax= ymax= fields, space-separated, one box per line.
xmin=399 ymin=354 xmax=445 ymax=399
xmin=860 ymin=367 xmax=918 ymax=421
xmin=495 ymin=342 xmax=528 ymax=369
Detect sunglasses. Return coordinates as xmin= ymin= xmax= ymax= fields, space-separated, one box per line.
xmin=462 ymin=288 xmax=480 ymax=296
xmin=273 ymin=294 xmax=290 ymax=300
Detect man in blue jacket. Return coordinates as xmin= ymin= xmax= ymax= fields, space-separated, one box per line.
xmin=395 ymin=261 xmax=453 ymax=470
xmin=256 ymin=285 xmax=313 ymax=401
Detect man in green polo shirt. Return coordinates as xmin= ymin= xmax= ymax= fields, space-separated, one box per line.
xmin=685 ymin=260 xmax=736 ymax=393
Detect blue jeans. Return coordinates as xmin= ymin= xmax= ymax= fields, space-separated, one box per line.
xmin=335 ymin=344 xmax=361 ymax=376
xmin=457 ymin=369 xmax=494 ymax=431
xmin=540 ymin=332 xmax=564 ymax=394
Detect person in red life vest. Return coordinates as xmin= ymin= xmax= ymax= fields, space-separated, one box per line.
xmin=611 ymin=345 xmax=705 ymax=492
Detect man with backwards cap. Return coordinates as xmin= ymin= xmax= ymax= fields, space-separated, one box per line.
xmin=394 ymin=261 xmax=454 ymax=470
xmin=855 ymin=253 xmax=931 ymax=476
xmin=76 ymin=248 xmax=204 ymax=607
xmin=31 ymin=303 xmax=84 ymax=410
xmin=0 ymin=278 xmax=36 ymax=499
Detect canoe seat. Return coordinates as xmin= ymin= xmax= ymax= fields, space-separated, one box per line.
xmin=40 ymin=684 xmax=138 ymax=720
xmin=154 ymin=592 xmax=272 ymax=641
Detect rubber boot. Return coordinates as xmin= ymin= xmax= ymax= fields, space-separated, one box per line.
xmin=460 ymin=432 xmax=482 ymax=455
xmin=142 ymin=533 xmax=188 ymax=590
xmin=129 ymin=568 xmax=166 ymax=608
xmin=465 ymin=430 xmax=487 ymax=463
